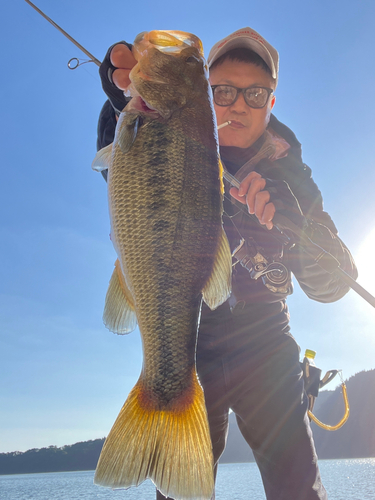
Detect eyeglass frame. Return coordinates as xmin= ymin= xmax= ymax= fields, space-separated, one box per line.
xmin=211 ymin=84 xmax=274 ymax=109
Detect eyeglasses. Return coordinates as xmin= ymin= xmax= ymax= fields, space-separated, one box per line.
xmin=211 ymin=85 xmax=274 ymax=109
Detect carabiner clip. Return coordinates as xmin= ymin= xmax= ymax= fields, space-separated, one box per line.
xmin=308 ymin=380 xmax=350 ymax=431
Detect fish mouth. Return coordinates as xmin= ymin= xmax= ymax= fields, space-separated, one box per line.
xmin=126 ymin=66 xmax=171 ymax=119
xmin=126 ymin=95 xmax=162 ymax=118
xmin=124 ymin=30 xmax=205 ymax=120
xmin=133 ymin=30 xmax=204 ymax=59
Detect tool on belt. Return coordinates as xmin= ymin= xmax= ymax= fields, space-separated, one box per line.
xmin=301 ymin=349 xmax=349 ymax=431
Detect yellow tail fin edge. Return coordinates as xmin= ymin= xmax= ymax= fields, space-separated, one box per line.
xmin=94 ymin=372 xmax=214 ymax=500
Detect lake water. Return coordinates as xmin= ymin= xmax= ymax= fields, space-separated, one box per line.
xmin=1 ymin=459 xmax=374 ymax=500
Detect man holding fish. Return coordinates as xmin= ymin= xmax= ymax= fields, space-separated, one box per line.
xmin=95 ymin=27 xmax=357 ymax=500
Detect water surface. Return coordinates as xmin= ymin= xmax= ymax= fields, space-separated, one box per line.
xmin=1 ymin=459 xmax=374 ymax=499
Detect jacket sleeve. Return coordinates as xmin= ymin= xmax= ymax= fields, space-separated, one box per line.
xmin=282 ymin=160 xmax=357 ymax=303
xmin=96 ymin=40 xmax=133 ymax=179
xmin=96 ymin=100 xmax=118 ymax=182
xmin=97 ymin=100 xmax=118 ymax=151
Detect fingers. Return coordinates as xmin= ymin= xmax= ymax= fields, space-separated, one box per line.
xmin=112 ymin=69 xmax=132 ymax=90
xmin=244 ymin=177 xmax=266 ymax=214
xmin=110 ymin=44 xmax=137 ymax=90
xmin=256 ymin=198 xmax=275 ymax=230
xmin=110 ymin=44 xmax=137 ymax=69
xmin=237 ymin=171 xmax=263 ymax=197
xmin=229 ymin=172 xmax=275 ymax=229
xmin=230 ymin=172 xmax=263 ymax=209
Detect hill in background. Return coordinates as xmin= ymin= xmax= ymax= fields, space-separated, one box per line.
xmin=1 ymin=369 xmax=374 ymax=475
xmin=0 ymin=439 xmax=104 ymax=476
xmin=312 ymin=369 xmax=375 ymax=459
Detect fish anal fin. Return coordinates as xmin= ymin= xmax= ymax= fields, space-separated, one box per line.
xmin=103 ymin=259 xmax=137 ymax=334
xmin=92 ymin=143 xmax=113 ymax=172
xmin=202 ymin=227 xmax=232 ymax=310
xmin=94 ymin=371 xmax=214 ymax=500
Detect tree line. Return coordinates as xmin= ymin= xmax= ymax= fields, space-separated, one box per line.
xmin=1 ymin=369 xmax=374 ymax=475
xmin=0 ymin=439 xmax=105 ymax=475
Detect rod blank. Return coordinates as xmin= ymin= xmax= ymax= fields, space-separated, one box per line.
xmin=24 ymin=0 xmax=101 ymax=67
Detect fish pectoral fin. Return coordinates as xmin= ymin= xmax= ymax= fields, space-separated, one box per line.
xmin=94 ymin=372 xmax=214 ymax=500
xmin=103 ymin=259 xmax=137 ymax=334
xmin=118 ymin=114 xmax=141 ymax=154
xmin=202 ymin=227 xmax=232 ymax=310
xmin=92 ymin=143 xmax=113 ymax=172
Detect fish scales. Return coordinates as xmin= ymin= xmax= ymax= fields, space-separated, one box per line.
xmin=92 ymin=30 xmax=232 ymax=500
xmin=111 ymin=117 xmax=220 ymax=405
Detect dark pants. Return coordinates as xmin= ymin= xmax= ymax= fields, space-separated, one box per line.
xmin=157 ymin=302 xmax=327 ymax=500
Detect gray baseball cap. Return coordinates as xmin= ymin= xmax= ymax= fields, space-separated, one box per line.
xmin=207 ymin=27 xmax=279 ymax=87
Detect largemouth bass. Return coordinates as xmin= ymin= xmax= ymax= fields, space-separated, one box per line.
xmin=92 ymin=30 xmax=232 ymax=500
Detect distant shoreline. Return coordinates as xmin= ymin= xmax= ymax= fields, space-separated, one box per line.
xmin=2 ymin=456 xmax=375 ymax=477
xmin=2 ymin=369 xmax=375 ymax=476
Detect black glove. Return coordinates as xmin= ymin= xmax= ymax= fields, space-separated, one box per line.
xmin=99 ymin=41 xmax=133 ymax=115
xmin=265 ymin=178 xmax=308 ymax=231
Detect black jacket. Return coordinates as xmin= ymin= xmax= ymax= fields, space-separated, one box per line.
xmin=220 ymin=114 xmax=357 ymax=307
xmin=97 ymin=101 xmax=357 ymax=325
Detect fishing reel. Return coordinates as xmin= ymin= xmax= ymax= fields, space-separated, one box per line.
xmin=232 ymin=237 xmax=292 ymax=295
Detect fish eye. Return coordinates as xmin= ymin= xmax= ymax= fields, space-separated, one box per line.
xmin=186 ymin=55 xmax=200 ymax=64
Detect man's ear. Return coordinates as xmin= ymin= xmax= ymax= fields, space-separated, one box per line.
xmin=270 ymin=95 xmax=276 ymax=110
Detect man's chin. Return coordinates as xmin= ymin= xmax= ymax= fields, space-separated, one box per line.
xmin=223 ymin=130 xmax=265 ymax=149
xmin=220 ymin=138 xmax=254 ymax=149
xmin=218 ymin=128 xmax=260 ymax=149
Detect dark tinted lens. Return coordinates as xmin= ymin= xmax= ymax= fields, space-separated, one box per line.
xmin=243 ymin=87 xmax=270 ymax=108
xmin=213 ymin=86 xmax=237 ymax=106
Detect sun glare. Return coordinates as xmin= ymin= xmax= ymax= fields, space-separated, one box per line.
xmin=354 ymin=228 xmax=375 ymax=295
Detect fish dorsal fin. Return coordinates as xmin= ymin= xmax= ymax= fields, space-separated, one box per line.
xmin=92 ymin=143 xmax=113 ymax=172
xmin=103 ymin=260 xmax=138 ymax=334
xmin=118 ymin=115 xmax=141 ymax=154
xmin=202 ymin=227 xmax=232 ymax=310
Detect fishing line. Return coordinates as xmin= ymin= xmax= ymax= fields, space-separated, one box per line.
xmin=24 ymin=1 xmax=102 ymax=89
xmin=24 ymin=0 xmax=101 ymax=67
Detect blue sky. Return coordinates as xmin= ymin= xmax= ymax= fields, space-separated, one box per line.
xmin=1 ymin=0 xmax=375 ymax=453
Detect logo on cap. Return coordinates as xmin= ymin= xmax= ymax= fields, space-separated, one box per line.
xmin=217 ymin=29 xmax=266 ymax=50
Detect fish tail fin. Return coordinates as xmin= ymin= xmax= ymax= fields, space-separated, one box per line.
xmin=94 ymin=372 xmax=214 ymax=500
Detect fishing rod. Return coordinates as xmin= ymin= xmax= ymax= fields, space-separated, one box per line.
xmin=222 ymin=157 xmax=375 ymax=309
xmin=24 ymin=0 xmax=101 ymax=69
xmin=24 ymin=1 xmax=375 ymax=309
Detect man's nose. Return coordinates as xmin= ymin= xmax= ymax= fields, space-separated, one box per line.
xmin=230 ymin=91 xmax=248 ymax=112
